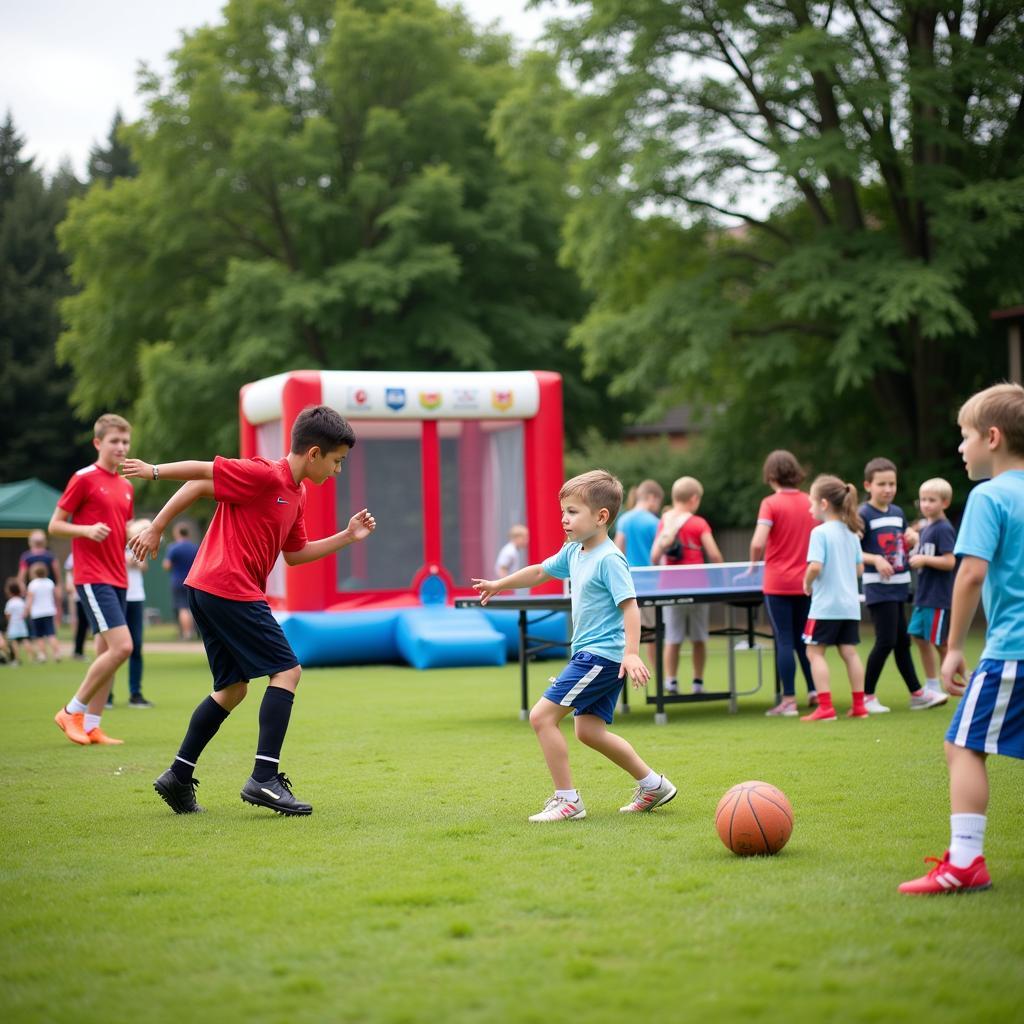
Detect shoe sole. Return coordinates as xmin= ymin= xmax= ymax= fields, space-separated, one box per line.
xmin=910 ymin=702 xmax=948 ymax=710
xmin=529 ymin=811 xmax=587 ymax=822
xmin=54 ymin=716 xmax=90 ymax=746
xmin=900 ymin=881 xmax=992 ymax=895
xmin=153 ymin=779 xmax=202 ymax=814
xmin=240 ymin=791 xmax=312 ymax=816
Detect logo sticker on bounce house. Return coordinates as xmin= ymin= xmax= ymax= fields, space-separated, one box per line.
xmin=491 ymin=389 xmax=514 ymax=412
xmin=347 ymin=387 xmax=370 ymax=410
xmin=386 ymin=387 xmax=407 ymax=411
xmin=452 ymin=388 xmax=479 ymax=410
xmin=419 ymin=391 xmax=442 ymax=410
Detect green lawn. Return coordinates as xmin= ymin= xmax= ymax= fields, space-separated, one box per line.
xmin=3 ymin=637 xmax=1022 ymax=1024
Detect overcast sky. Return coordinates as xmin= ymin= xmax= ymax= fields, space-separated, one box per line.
xmin=2 ymin=0 xmax=555 ymax=178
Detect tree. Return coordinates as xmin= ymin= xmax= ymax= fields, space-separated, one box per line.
xmin=58 ymin=0 xmax=607 ymax=461
xmin=0 ymin=114 xmax=89 ymax=487
xmin=534 ymin=1 xmax=1024 ymax=479
xmin=87 ymin=110 xmax=138 ymax=184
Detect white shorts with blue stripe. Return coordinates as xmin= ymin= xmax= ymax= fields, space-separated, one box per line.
xmin=946 ymin=659 xmax=1024 ymax=760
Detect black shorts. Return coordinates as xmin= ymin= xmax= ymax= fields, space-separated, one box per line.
xmin=187 ymin=586 xmax=298 ymax=690
xmin=802 ymin=618 xmax=859 ymax=647
xmin=29 ymin=615 xmax=56 ymax=638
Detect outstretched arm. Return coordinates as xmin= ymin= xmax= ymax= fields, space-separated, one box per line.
xmin=122 ymin=459 xmax=214 ymax=482
xmin=472 ymin=564 xmax=551 ymax=604
xmin=283 ymin=510 xmax=377 ymax=565
xmin=130 ymin=480 xmax=215 ymax=561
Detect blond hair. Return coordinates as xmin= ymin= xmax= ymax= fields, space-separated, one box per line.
xmin=30 ymin=562 xmax=49 ymax=579
xmin=635 ymin=479 xmax=665 ymax=503
xmin=810 ymin=475 xmax=863 ymax=534
xmin=94 ymin=413 xmax=131 ymax=439
xmin=559 ymin=470 xmax=624 ymax=522
xmin=958 ymin=382 xmax=1024 ymax=456
xmin=127 ymin=518 xmax=152 ymax=541
xmin=918 ymin=477 xmax=952 ymax=504
xmin=671 ymin=476 xmax=703 ymax=504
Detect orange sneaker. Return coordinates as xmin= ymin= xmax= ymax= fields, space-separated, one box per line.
xmin=87 ymin=727 xmax=124 ymax=746
xmin=54 ymin=707 xmax=91 ymax=745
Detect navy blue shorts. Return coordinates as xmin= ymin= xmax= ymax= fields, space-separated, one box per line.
xmin=543 ymin=651 xmax=624 ymax=724
xmin=171 ymin=583 xmax=190 ymax=611
xmin=947 ymin=658 xmax=1024 ymax=760
xmin=29 ymin=616 xmax=56 ymax=638
xmin=187 ymin=586 xmax=298 ymax=690
xmin=77 ymin=584 xmax=128 ymax=634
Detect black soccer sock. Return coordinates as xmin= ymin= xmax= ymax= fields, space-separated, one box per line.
xmin=252 ymin=686 xmax=295 ymax=783
xmin=171 ymin=696 xmax=230 ymax=782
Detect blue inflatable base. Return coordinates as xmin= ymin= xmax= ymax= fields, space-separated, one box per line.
xmin=277 ymin=606 xmax=569 ymax=670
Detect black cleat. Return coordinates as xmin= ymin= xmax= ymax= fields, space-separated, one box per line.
xmin=129 ymin=694 xmax=154 ymax=708
xmin=240 ymin=773 xmax=312 ymax=816
xmin=154 ymin=769 xmax=203 ymax=814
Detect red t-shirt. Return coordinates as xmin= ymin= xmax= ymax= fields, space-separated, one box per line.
xmin=757 ymin=489 xmax=816 ymax=595
xmin=665 ymin=514 xmax=712 ymax=566
xmin=58 ymin=464 xmax=135 ymax=587
xmin=186 ymin=456 xmax=308 ymax=602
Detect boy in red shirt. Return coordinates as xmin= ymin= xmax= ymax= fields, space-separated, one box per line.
xmin=124 ymin=406 xmax=376 ymax=816
xmin=650 ymin=476 xmax=724 ymax=694
xmin=50 ymin=414 xmax=135 ymax=746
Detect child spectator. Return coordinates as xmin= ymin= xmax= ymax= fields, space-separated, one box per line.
xmin=801 ymin=476 xmax=868 ymax=722
xmin=899 ymin=383 xmax=1024 ymax=893
xmin=17 ymin=529 xmax=63 ymax=599
xmin=651 ymin=476 xmax=724 ymax=695
xmin=749 ymin=450 xmax=818 ymax=716
xmin=908 ymin=478 xmax=957 ymax=701
xmin=25 ymin=563 xmax=61 ymax=663
xmin=121 ymin=519 xmax=153 ymax=707
xmin=164 ymin=524 xmax=200 ymax=640
xmin=64 ymin=553 xmax=90 ymax=660
xmin=4 ymin=578 xmax=30 ymax=666
xmin=473 ymin=470 xmax=675 ymax=821
xmin=614 ymin=479 xmax=663 ymax=567
xmin=859 ymin=457 xmax=945 ymax=712
xmin=494 ymin=524 xmax=530 ymax=578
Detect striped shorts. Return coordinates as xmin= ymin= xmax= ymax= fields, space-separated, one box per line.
xmin=76 ymin=583 xmax=127 ymax=635
xmin=946 ymin=659 xmax=1024 ymax=760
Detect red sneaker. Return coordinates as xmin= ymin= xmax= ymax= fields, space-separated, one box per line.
xmin=800 ymin=705 xmax=836 ymax=721
xmin=898 ymin=852 xmax=992 ymax=894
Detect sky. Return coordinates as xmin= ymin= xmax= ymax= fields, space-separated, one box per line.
xmin=2 ymin=0 xmax=556 ymax=178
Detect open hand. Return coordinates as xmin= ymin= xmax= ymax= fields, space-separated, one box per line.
xmin=471 ymin=579 xmax=502 ymax=606
xmin=619 ymin=653 xmax=650 ymax=688
xmin=346 ymin=509 xmax=376 ymax=542
xmin=121 ymin=459 xmax=153 ymax=479
xmin=129 ymin=524 xmax=163 ymax=562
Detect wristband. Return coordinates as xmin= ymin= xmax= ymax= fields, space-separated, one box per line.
xmin=153 ymin=465 xmax=160 ymax=481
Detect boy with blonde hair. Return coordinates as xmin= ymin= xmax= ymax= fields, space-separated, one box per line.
xmin=25 ymin=562 xmax=61 ymax=663
xmin=908 ymin=477 xmax=957 ymax=699
xmin=900 ymin=383 xmax=1024 ymax=894
xmin=651 ymin=476 xmax=724 ymax=695
xmin=49 ymin=413 xmax=135 ymax=746
xmin=474 ymin=470 xmax=676 ymax=821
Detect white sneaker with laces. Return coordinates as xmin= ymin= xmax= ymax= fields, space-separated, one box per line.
xmin=665 ymin=679 xmax=679 ymax=695
xmin=910 ymin=689 xmax=948 ymax=710
xmin=864 ymin=697 xmax=891 ymax=714
xmin=619 ymin=776 xmax=677 ymax=813
xmin=765 ymin=699 xmax=799 ymax=717
xmin=528 ymin=795 xmax=586 ymax=822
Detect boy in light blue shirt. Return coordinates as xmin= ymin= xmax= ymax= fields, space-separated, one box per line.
xmin=474 ymin=470 xmax=676 ymax=822
xmin=900 ymin=383 xmax=1024 ymax=895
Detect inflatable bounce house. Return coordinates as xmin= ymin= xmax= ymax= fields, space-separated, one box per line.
xmin=239 ymin=369 xmax=569 ymax=668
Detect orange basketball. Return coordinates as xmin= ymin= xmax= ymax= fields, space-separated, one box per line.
xmin=715 ymin=780 xmax=794 ymax=856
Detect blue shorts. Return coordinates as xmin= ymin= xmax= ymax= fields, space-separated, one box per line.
xmin=29 ymin=616 xmax=56 ymax=638
xmin=543 ymin=651 xmax=624 ymax=724
xmin=187 ymin=586 xmax=299 ymax=690
xmin=171 ymin=583 xmax=190 ymax=611
xmin=946 ymin=659 xmax=1024 ymax=760
xmin=77 ymin=584 xmax=127 ymax=634
xmin=908 ymin=606 xmax=950 ymax=646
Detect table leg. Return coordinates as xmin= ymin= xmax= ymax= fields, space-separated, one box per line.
xmin=518 ymin=609 xmax=528 ymax=721
xmin=655 ymin=605 xmax=667 ymax=725
xmin=728 ymin=604 xmax=738 ymax=714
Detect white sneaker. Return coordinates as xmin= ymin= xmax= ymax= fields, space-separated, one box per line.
xmin=692 ymin=682 xmax=705 ymax=695
xmin=910 ymin=689 xmax=948 ymax=710
xmin=528 ymin=795 xmax=586 ymax=822
xmin=765 ymin=699 xmax=799 ymax=717
xmin=619 ymin=776 xmax=677 ymax=813
xmin=665 ymin=679 xmax=678 ymax=695
xmin=864 ymin=697 xmax=891 ymax=714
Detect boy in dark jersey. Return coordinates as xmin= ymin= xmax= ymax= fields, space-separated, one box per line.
xmin=124 ymin=406 xmax=375 ymax=816
xmin=50 ymin=414 xmax=135 ymax=746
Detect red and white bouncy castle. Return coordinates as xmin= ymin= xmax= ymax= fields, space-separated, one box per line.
xmin=238 ymin=370 xmax=567 ymax=667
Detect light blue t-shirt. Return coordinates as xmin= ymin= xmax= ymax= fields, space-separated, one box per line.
xmin=615 ymin=508 xmax=660 ymax=567
xmin=954 ymin=470 xmax=1024 ymax=660
xmin=542 ymin=539 xmax=636 ymax=662
xmin=807 ymin=520 xmax=863 ymax=620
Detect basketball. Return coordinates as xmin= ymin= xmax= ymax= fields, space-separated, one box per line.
xmin=715 ymin=780 xmax=793 ymax=856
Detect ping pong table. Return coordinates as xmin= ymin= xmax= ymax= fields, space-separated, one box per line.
xmin=455 ymin=561 xmax=773 ymax=723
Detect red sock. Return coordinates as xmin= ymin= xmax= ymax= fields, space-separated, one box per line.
xmin=817 ymin=691 xmax=834 ymax=712
xmin=852 ymin=691 xmax=866 ymax=713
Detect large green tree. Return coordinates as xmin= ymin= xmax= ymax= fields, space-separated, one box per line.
xmin=0 ymin=113 xmax=90 ymax=487
xmin=532 ymin=0 xmax=1024 ymax=490
xmin=59 ymin=0 xmax=604 ymax=460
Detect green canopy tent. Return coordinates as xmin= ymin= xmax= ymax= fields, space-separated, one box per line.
xmin=0 ymin=478 xmax=62 ymax=534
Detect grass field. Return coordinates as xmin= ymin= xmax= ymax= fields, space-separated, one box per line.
xmin=4 ymin=637 xmax=1023 ymax=1024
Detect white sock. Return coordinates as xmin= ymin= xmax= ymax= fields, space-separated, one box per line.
xmin=67 ymin=696 xmax=88 ymax=714
xmin=949 ymin=814 xmax=986 ymax=868
xmin=555 ymin=789 xmax=580 ymax=803
xmin=638 ymin=771 xmax=662 ymax=790
xmin=84 ymin=713 xmax=101 ymax=733
xmin=666 ymin=677 xmax=677 ymax=687
xmin=926 ymin=677 xmax=939 ymax=691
